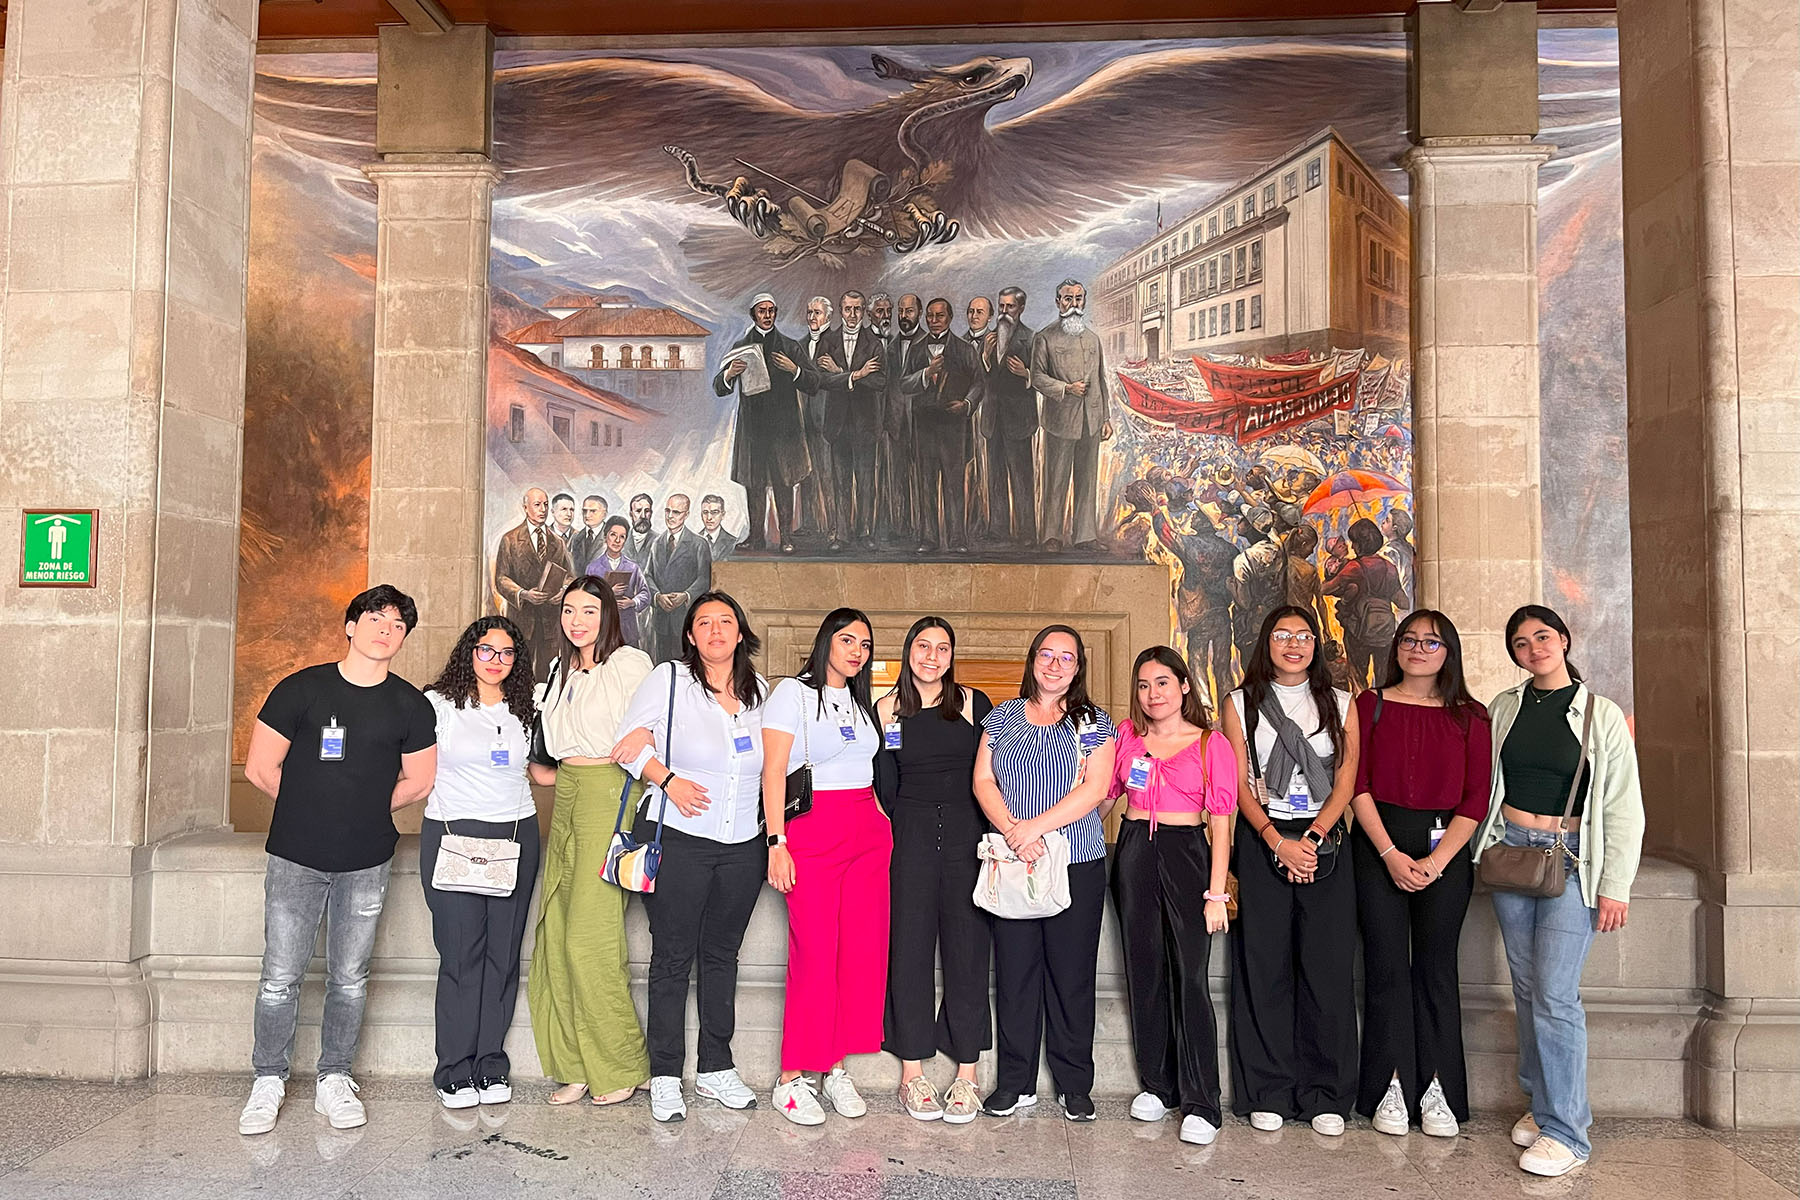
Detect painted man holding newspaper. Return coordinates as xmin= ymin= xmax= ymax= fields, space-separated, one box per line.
xmin=712 ymin=291 xmax=822 ymax=554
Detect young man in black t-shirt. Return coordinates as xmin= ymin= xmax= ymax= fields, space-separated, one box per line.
xmin=236 ymin=584 xmax=438 ymax=1136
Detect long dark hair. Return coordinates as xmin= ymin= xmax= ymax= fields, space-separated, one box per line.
xmin=1378 ymin=610 xmax=1479 ymax=730
xmin=1504 ymin=603 xmax=1584 ymax=683
xmin=895 ymin=616 xmax=964 ymax=720
xmin=1128 ymin=645 xmax=1211 ymax=736
xmin=796 ymin=607 xmax=877 ymax=726
xmin=555 ymin=574 xmax=626 ymax=678
xmin=1240 ymin=604 xmax=1344 ymax=755
xmin=681 ymin=590 xmax=764 ymax=709
xmin=429 ymin=615 xmax=537 ymax=727
xmin=1020 ymin=624 xmax=1100 ymax=728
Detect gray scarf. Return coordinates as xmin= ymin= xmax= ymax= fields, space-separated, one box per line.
xmin=1253 ymin=688 xmax=1335 ymax=807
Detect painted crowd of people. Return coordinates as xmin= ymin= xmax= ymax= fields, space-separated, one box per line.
xmin=237 ymin=579 xmax=1643 ymax=1181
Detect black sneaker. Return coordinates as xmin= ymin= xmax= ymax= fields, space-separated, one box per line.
xmin=1059 ymin=1092 xmax=1096 ymax=1121
xmin=981 ymin=1089 xmax=1040 ymax=1117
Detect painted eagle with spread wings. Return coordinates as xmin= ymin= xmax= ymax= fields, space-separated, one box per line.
xmin=256 ymin=41 xmax=1619 ymax=296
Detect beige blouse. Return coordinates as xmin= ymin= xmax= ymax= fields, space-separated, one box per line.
xmin=538 ymin=645 xmax=654 ymax=760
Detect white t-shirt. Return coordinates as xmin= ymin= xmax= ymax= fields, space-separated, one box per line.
xmin=1230 ymin=682 xmax=1351 ymax=820
xmin=422 ymin=690 xmax=535 ymax=823
xmin=620 ymin=661 xmax=768 ymax=846
xmin=762 ymin=678 xmax=878 ymax=791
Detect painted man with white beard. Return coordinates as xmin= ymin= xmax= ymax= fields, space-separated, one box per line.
xmin=1030 ymin=279 xmax=1113 ymax=550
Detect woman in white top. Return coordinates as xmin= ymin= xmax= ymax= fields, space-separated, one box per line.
xmin=760 ymin=607 xmax=889 ymax=1125
xmin=610 ymin=591 xmax=769 ymax=1123
xmin=417 ymin=616 xmax=540 ymax=1110
xmin=1222 ymin=605 xmax=1360 ymax=1136
xmin=525 ymin=575 xmax=654 ymax=1106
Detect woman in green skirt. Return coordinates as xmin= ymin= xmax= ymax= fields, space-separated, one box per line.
xmin=528 ymin=574 xmax=655 ymax=1105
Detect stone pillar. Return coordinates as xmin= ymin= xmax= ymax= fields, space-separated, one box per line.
xmin=1404 ymin=1 xmax=1553 ymax=701
xmin=1619 ymin=0 xmax=1800 ymax=1128
xmin=0 ymin=0 xmax=257 ymax=1076
xmin=363 ymin=24 xmax=497 ymax=693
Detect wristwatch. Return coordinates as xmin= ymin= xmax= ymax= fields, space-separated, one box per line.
xmin=1303 ymin=828 xmax=1328 ymax=849
xmin=766 ymin=833 xmax=787 ymax=848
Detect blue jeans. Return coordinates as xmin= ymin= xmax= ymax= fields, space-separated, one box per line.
xmin=1490 ymin=821 xmax=1596 ymax=1160
xmin=251 ymin=854 xmax=391 ymax=1080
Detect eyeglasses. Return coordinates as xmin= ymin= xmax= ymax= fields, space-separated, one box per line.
xmin=1036 ymin=649 xmax=1078 ymax=668
xmin=474 ymin=645 xmax=517 ymax=663
xmin=1270 ymin=631 xmax=1316 ymax=646
xmin=1399 ymin=635 xmax=1446 ymax=652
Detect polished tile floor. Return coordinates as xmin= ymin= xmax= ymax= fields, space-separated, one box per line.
xmin=0 ymin=1076 xmax=1792 ymax=1200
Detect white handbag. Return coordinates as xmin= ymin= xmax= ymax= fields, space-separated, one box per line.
xmin=973 ymin=830 xmax=1072 ymax=919
xmin=431 ymin=820 xmax=523 ymax=897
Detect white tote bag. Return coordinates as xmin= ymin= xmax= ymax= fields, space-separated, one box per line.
xmin=973 ymin=830 xmax=1072 ymax=919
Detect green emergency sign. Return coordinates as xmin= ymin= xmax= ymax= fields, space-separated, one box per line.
xmin=19 ymin=509 xmax=98 ymax=588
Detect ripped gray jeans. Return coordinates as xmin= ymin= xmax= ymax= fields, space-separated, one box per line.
xmin=252 ymin=854 xmax=391 ymax=1080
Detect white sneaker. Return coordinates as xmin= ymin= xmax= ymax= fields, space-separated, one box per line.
xmin=238 ymin=1076 xmax=285 ymax=1135
xmin=1311 ymin=1113 xmax=1346 ymax=1136
xmin=437 ymin=1084 xmax=479 ymax=1110
xmin=649 ymin=1075 xmax=686 ymax=1123
xmin=773 ymin=1076 xmax=826 ymax=1126
xmin=1520 ymin=1134 xmax=1586 ymax=1177
xmin=696 ymin=1068 xmax=758 ymax=1110
xmin=1419 ymin=1079 xmax=1458 ymax=1138
xmin=476 ymin=1077 xmax=512 ymax=1105
xmin=1249 ymin=1110 xmax=1284 ymax=1131
xmin=1511 ymin=1110 xmax=1541 ymax=1147
xmin=1130 ymin=1091 xmax=1171 ymax=1122
xmin=314 ymin=1073 xmax=367 ymax=1130
xmin=1372 ymin=1077 xmax=1409 ymax=1136
xmin=822 ymin=1067 xmax=867 ymax=1118
xmin=1180 ymin=1114 xmax=1220 ymax=1145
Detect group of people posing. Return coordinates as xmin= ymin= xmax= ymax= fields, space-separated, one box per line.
xmin=235 ymin=577 xmax=1643 ymax=1182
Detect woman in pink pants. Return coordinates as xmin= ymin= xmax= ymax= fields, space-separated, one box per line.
xmin=761 ymin=607 xmax=890 ymax=1125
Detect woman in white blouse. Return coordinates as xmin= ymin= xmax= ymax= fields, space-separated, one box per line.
xmin=525 ymin=575 xmax=654 ymax=1106
xmin=417 ymin=616 xmax=540 ymax=1110
xmin=759 ymin=607 xmax=889 ymax=1125
xmin=611 ymin=592 xmax=769 ymax=1123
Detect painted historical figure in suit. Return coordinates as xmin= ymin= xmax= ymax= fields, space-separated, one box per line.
xmin=568 ymin=493 xmax=610 ymax=581
xmin=902 ymin=297 xmax=984 ymax=554
xmin=699 ymin=493 xmax=739 ymax=563
xmin=583 ymin=515 xmax=652 ymax=648
xmin=794 ymin=297 xmax=838 ymax=540
xmin=814 ymin=290 xmax=888 ymax=552
xmin=642 ymin=493 xmax=714 ymax=663
xmin=626 ymin=492 xmax=656 ymax=566
xmin=980 ymin=286 xmax=1040 ymax=546
xmin=712 ymin=293 xmax=818 ymax=554
xmin=880 ymin=293 xmax=925 ymax=545
xmin=494 ymin=487 xmax=574 ymax=681
xmin=1031 ymin=278 xmax=1113 ymax=551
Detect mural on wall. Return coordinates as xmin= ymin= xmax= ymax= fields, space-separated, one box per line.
xmin=234 ymin=30 xmax=1629 ymax=756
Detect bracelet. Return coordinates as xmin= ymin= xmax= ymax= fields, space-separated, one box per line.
xmin=1378 ymin=844 xmax=1398 ymax=858
xmin=1203 ymin=891 xmax=1232 ymax=903
xmin=662 ymin=770 xmax=678 ymax=788
xmin=1273 ymin=835 xmax=1289 ymax=855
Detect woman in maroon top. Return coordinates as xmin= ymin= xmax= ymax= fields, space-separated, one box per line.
xmin=1350 ymin=609 xmax=1492 ymax=1139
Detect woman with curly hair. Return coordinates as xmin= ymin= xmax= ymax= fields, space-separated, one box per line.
xmin=417 ymin=615 xmax=541 ymax=1109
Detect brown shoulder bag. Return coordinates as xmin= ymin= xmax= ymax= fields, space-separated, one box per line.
xmin=1477 ymin=698 xmax=1593 ymax=897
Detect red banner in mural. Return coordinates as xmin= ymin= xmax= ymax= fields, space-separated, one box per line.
xmin=1117 ymin=366 xmax=1361 ymax=444
xmin=1190 ymin=356 xmax=1330 ymax=399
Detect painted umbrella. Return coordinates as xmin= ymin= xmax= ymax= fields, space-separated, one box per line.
xmin=1259 ymin=443 xmax=1328 ymax=477
xmin=1302 ymin=468 xmax=1408 ymax=514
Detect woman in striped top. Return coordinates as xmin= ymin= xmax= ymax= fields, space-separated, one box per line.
xmin=972 ymin=625 xmax=1118 ymax=1122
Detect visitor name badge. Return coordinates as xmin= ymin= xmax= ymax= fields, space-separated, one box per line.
xmin=1128 ymin=756 xmax=1152 ymax=791
xmin=1429 ymin=820 xmax=1446 ymax=850
xmin=1287 ymin=776 xmax=1313 ymax=812
xmin=884 ymin=722 xmax=903 ymax=750
xmin=1079 ymin=728 xmax=1104 ymax=751
xmin=490 ymin=727 xmax=510 ymax=768
xmin=319 ymin=718 xmax=345 ymax=762
xmin=840 ymin=723 xmax=857 ymax=743
xmin=733 ymin=731 xmax=755 ymax=755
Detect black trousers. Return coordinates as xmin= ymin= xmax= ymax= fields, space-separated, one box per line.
xmin=984 ymin=431 xmax=1036 ymax=544
xmin=419 ymin=816 xmax=542 ymax=1092
xmin=913 ymin=419 xmax=968 ymax=549
xmin=882 ymin=798 xmax=992 ymax=1063
xmin=641 ymin=825 xmax=767 ymax=1078
xmin=1113 ymin=819 xmax=1222 ymax=1123
xmin=829 ymin=434 xmax=878 ymax=542
xmin=1227 ymin=816 xmax=1358 ymax=1119
xmin=992 ymin=858 xmax=1107 ymax=1097
xmin=1353 ymin=804 xmax=1474 ymax=1121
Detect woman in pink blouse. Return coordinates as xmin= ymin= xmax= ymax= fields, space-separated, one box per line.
xmin=1107 ymin=646 xmax=1238 ymax=1145
xmin=1349 ymin=609 xmax=1492 ymax=1140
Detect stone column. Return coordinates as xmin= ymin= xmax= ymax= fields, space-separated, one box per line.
xmin=1619 ymin=0 xmax=1799 ymax=1128
xmin=1404 ymin=1 xmax=1553 ymax=701
xmin=0 ymin=0 xmax=257 ymax=1077
xmin=362 ymin=24 xmax=497 ymax=692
